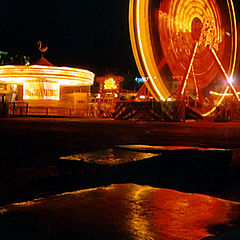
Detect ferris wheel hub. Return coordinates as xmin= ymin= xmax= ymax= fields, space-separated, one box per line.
xmin=191 ymin=17 xmax=203 ymax=41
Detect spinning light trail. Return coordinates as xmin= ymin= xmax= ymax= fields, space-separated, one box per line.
xmin=0 ymin=65 xmax=94 ymax=100
xmin=129 ymin=0 xmax=238 ymax=117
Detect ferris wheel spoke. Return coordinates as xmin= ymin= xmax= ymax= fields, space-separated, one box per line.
xmin=157 ymin=57 xmax=166 ymax=71
xmin=177 ymin=41 xmax=199 ymax=100
xmin=192 ymin=66 xmax=199 ymax=100
xmin=210 ymin=47 xmax=239 ymax=101
xmin=192 ymin=65 xmax=203 ymax=109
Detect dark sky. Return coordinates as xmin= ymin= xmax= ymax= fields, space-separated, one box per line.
xmin=1 ymin=0 xmax=240 ymax=80
xmin=0 ymin=0 xmax=138 ymax=79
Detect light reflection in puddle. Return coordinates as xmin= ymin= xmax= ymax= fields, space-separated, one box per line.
xmin=60 ymin=148 xmax=160 ymax=165
xmin=0 ymin=184 xmax=240 ymax=240
xmin=127 ymin=184 xmax=239 ymax=239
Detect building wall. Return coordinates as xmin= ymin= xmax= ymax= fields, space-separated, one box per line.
xmin=16 ymin=85 xmax=90 ymax=117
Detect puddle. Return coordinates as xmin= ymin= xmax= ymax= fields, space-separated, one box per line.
xmin=1 ymin=184 xmax=240 ymax=240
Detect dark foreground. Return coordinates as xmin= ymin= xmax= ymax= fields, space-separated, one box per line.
xmin=1 ymin=117 xmax=240 ymax=203
xmin=1 ymin=117 xmax=240 ymax=239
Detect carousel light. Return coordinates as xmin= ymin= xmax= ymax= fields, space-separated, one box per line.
xmin=0 ymin=65 xmax=94 ymax=100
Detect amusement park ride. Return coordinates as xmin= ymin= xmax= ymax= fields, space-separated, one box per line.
xmin=0 ymin=0 xmax=239 ymax=121
xmin=127 ymin=0 xmax=240 ymax=121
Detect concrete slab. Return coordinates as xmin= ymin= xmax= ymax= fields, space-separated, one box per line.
xmin=57 ymin=146 xmax=234 ymax=193
xmin=60 ymin=148 xmax=160 ymax=166
xmin=0 ymin=183 xmax=240 ymax=240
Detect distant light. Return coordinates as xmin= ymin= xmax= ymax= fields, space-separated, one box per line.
xmin=104 ymin=78 xmax=117 ymax=90
xmin=139 ymin=95 xmax=146 ymax=99
xmin=166 ymin=98 xmax=172 ymax=101
xmin=114 ymin=93 xmax=118 ymax=98
xmin=135 ymin=77 xmax=149 ymax=83
xmin=228 ymin=77 xmax=234 ymax=84
xmin=209 ymin=91 xmax=240 ymax=96
xmin=226 ymin=32 xmax=231 ymax=36
xmin=96 ymin=93 xmax=101 ymax=98
xmin=0 ymin=51 xmax=8 ymax=56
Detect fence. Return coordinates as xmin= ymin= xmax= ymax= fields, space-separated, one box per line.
xmin=1 ymin=102 xmax=87 ymax=118
xmin=8 ymin=102 xmax=28 ymax=117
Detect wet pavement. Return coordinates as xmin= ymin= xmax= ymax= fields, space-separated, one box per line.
xmin=1 ymin=183 xmax=240 ymax=240
xmin=60 ymin=148 xmax=160 ymax=166
xmin=1 ymin=118 xmax=240 ymax=239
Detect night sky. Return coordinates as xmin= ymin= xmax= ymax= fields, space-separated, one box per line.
xmin=0 ymin=0 xmax=138 ymax=80
xmin=1 ymin=0 xmax=240 ymax=82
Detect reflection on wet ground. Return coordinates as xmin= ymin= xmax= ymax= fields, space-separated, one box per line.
xmin=1 ymin=184 xmax=240 ymax=240
xmin=60 ymin=148 xmax=160 ymax=166
xmin=58 ymin=146 xmax=240 ymax=203
xmin=1 ymin=119 xmax=240 ymax=239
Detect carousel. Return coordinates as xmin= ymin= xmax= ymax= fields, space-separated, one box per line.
xmin=0 ymin=42 xmax=94 ymax=117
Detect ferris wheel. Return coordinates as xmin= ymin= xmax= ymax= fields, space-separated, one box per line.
xmin=129 ymin=0 xmax=239 ymax=119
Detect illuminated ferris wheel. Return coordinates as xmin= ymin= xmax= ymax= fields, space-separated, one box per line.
xmin=129 ymin=0 xmax=239 ymax=119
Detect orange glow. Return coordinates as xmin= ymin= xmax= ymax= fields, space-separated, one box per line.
xmin=160 ymin=0 xmax=224 ymax=90
xmin=210 ymin=47 xmax=239 ymax=101
xmin=104 ymin=78 xmax=117 ymax=90
xmin=96 ymin=75 xmax=123 ymax=97
xmin=180 ymin=41 xmax=199 ymax=97
xmin=125 ymin=184 xmax=240 ymax=240
xmin=129 ymin=0 xmax=238 ymax=117
xmin=23 ymin=82 xmax=60 ymax=100
xmin=210 ymin=90 xmax=240 ymax=96
xmin=0 ymin=65 xmax=94 ymax=100
xmin=129 ymin=0 xmax=169 ymax=101
xmin=1 ymin=184 xmax=240 ymax=240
